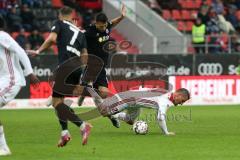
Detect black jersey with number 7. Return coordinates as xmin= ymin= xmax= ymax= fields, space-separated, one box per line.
xmin=51 ymin=20 xmax=87 ymax=65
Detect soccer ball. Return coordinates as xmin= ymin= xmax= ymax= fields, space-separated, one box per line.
xmin=133 ymin=121 xmax=148 ymax=135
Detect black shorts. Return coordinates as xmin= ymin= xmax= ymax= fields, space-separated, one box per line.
xmin=93 ymin=68 xmax=108 ymax=89
xmin=52 ymin=67 xmax=83 ymax=98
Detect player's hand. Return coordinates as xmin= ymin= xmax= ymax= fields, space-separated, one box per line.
xmin=29 ymin=73 xmax=40 ymax=88
xmin=166 ymin=132 xmax=175 ymax=136
xmin=73 ymin=19 xmax=79 ymax=27
xmin=26 ymin=50 xmax=39 ymax=57
xmin=121 ymin=3 xmax=126 ymax=17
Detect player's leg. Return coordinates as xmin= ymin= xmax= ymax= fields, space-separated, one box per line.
xmin=77 ymin=95 xmax=85 ymax=106
xmin=98 ymin=86 xmax=120 ymax=128
xmin=51 ymin=94 xmax=70 ymax=147
xmin=0 ymin=85 xmax=21 ymax=156
xmin=113 ymin=107 xmax=141 ymax=125
xmin=93 ymin=68 xmax=120 ymax=128
xmin=52 ymin=67 xmax=92 ymax=147
xmin=0 ymin=120 xmax=11 ymax=156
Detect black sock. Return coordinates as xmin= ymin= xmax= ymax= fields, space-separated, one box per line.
xmin=59 ymin=120 xmax=68 ymax=130
xmin=55 ymin=103 xmax=83 ymax=128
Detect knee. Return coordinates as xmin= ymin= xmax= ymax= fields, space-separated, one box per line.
xmin=52 ymin=98 xmax=64 ymax=108
xmin=98 ymin=88 xmax=109 ymax=98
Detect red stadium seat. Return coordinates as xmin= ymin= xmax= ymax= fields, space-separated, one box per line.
xmin=162 ymin=10 xmax=171 ymax=20
xmin=181 ymin=1 xmax=194 ymax=9
xmin=177 ymin=21 xmax=185 ymax=31
xmin=182 ymin=10 xmax=191 ymax=20
xmin=186 ymin=21 xmax=194 ymax=31
xmin=78 ymin=0 xmax=102 ymax=10
xmin=172 ymin=10 xmax=181 ymax=20
xmin=51 ymin=0 xmax=63 ymax=8
xmin=205 ymin=0 xmax=212 ymax=5
xmin=195 ymin=0 xmax=202 ymax=9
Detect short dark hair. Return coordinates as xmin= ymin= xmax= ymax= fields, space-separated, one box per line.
xmin=59 ymin=6 xmax=73 ymax=16
xmin=0 ymin=15 xmax=5 ymax=29
xmin=96 ymin=13 xmax=108 ymax=23
xmin=176 ymin=88 xmax=190 ymax=99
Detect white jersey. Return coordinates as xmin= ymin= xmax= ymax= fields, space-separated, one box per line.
xmin=135 ymin=94 xmax=174 ymax=114
xmin=0 ymin=31 xmax=33 ymax=86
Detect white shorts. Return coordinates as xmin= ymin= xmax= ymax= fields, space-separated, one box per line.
xmin=126 ymin=107 xmax=141 ymax=121
xmin=0 ymin=83 xmax=21 ymax=108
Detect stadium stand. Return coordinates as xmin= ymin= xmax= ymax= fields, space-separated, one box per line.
xmin=0 ymin=0 xmax=138 ymax=54
xmin=144 ymin=0 xmax=240 ymax=54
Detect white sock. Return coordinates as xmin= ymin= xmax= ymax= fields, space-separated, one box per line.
xmin=0 ymin=126 xmax=7 ymax=148
xmin=113 ymin=112 xmax=130 ymax=122
xmin=61 ymin=130 xmax=69 ymax=136
xmin=80 ymin=122 xmax=86 ymax=131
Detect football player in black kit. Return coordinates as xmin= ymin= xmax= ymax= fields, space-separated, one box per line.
xmin=77 ymin=4 xmax=126 ymax=128
xmin=27 ymin=7 xmax=92 ymax=147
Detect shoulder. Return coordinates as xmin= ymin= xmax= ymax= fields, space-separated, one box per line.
xmin=53 ymin=19 xmax=62 ymax=26
xmin=85 ymin=24 xmax=96 ymax=32
xmin=51 ymin=20 xmax=62 ymax=30
xmin=0 ymin=31 xmax=13 ymax=41
xmin=85 ymin=24 xmax=96 ymax=36
xmin=156 ymin=94 xmax=174 ymax=107
xmin=107 ymin=21 xmax=113 ymax=28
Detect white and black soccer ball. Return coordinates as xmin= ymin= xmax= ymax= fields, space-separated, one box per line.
xmin=133 ymin=120 xmax=148 ymax=135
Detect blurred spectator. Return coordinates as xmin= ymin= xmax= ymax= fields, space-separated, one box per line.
xmin=20 ymin=4 xmax=35 ymax=31
xmin=82 ymin=9 xmax=94 ymax=29
xmin=234 ymin=0 xmax=240 ymax=9
xmin=225 ymin=4 xmax=238 ymax=28
xmin=218 ymin=14 xmax=235 ymax=33
xmin=156 ymin=0 xmax=179 ymax=10
xmin=62 ymin=0 xmax=84 ymax=13
xmin=0 ymin=0 xmax=9 ymax=16
xmin=22 ymin=0 xmax=43 ymax=8
xmin=207 ymin=32 xmax=222 ymax=53
xmin=16 ymin=28 xmax=28 ymax=49
xmin=212 ymin=0 xmax=224 ymax=14
xmin=25 ymin=42 xmax=32 ymax=50
xmin=192 ymin=18 xmax=206 ymax=54
xmin=148 ymin=0 xmax=162 ymax=15
xmin=197 ymin=5 xmax=210 ymax=25
xmin=28 ymin=29 xmax=44 ymax=49
xmin=6 ymin=6 xmax=22 ymax=32
xmin=206 ymin=10 xmax=221 ymax=33
xmin=206 ymin=10 xmax=222 ymax=53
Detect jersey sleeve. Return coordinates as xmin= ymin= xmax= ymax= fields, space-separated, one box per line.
xmin=0 ymin=33 xmax=33 ymax=76
xmin=157 ymin=111 xmax=169 ymax=135
xmin=108 ymin=21 xmax=113 ymax=29
xmin=51 ymin=20 xmax=61 ymax=34
xmin=155 ymin=97 xmax=171 ymax=134
xmin=0 ymin=33 xmax=14 ymax=49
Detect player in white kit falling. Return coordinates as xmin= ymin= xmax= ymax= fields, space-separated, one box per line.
xmin=87 ymin=87 xmax=190 ymax=136
xmin=0 ymin=16 xmax=39 ymax=156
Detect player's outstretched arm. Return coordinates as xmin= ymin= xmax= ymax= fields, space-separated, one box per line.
xmin=157 ymin=112 xmax=175 ymax=136
xmin=110 ymin=3 xmax=126 ymax=28
xmin=81 ymin=48 xmax=88 ymax=66
xmin=7 ymin=37 xmax=40 ymax=88
xmin=27 ymin=32 xmax=57 ymax=56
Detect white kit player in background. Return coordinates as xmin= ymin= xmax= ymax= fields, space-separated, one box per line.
xmin=87 ymin=87 xmax=190 ymax=136
xmin=0 ymin=16 xmax=39 ymax=156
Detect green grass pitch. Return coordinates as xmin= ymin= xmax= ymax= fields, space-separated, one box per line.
xmin=0 ymin=105 xmax=240 ymax=160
